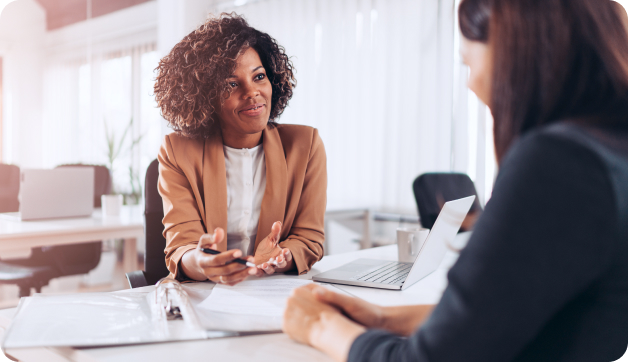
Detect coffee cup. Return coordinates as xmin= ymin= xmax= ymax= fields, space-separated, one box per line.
xmin=101 ymin=194 xmax=123 ymax=217
xmin=396 ymin=227 xmax=430 ymax=263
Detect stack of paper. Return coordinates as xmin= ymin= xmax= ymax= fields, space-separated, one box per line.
xmin=192 ymin=277 xmax=312 ymax=332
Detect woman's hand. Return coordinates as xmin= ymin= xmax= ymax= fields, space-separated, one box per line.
xmin=180 ymin=227 xmax=263 ymax=285
xmin=311 ymin=284 xmax=386 ymax=329
xmin=316 ymin=284 xmax=436 ymax=336
xmin=283 ymin=284 xmax=366 ymax=362
xmin=254 ymin=221 xmax=294 ymax=274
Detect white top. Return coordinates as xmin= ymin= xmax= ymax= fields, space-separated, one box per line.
xmin=224 ymin=144 xmax=267 ymax=256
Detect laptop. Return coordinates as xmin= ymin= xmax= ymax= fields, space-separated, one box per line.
xmin=313 ymin=196 xmax=475 ymax=290
xmin=0 ymin=168 xmax=94 ymax=221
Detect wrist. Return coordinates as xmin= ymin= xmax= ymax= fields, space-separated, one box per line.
xmin=181 ymin=249 xmax=205 ymax=281
xmin=376 ymin=306 xmax=391 ymax=330
xmin=310 ymin=312 xmax=366 ymax=362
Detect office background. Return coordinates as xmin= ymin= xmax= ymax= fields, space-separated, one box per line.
xmin=2 ymin=0 xmax=627 ymax=303
xmin=0 ymin=0 xmax=499 ymax=215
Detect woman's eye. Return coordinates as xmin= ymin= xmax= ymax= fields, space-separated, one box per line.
xmin=229 ymin=82 xmax=237 ymax=88
xmin=255 ymin=74 xmax=266 ymax=81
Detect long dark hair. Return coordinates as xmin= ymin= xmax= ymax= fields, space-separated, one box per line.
xmin=459 ymin=0 xmax=628 ymax=162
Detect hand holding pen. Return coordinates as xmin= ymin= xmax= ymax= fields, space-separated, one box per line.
xmin=193 ymin=227 xmax=263 ymax=285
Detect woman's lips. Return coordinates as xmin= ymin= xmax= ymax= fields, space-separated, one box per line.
xmin=240 ymin=103 xmax=265 ymax=117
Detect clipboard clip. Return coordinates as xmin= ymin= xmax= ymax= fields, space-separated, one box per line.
xmin=148 ymin=277 xmax=204 ymax=337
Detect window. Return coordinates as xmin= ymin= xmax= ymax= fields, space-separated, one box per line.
xmin=42 ymin=45 xmax=160 ymax=203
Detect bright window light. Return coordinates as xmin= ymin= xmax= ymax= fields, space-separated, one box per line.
xmin=616 ymin=0 xmax=628 ymax=10
xmin=0 ymin=0 xmax=15 ymax=16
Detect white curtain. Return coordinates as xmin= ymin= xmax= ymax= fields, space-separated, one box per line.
xmin=218 ymin=0 xmax=496 ymax=213
xmin=41 ymin=44 xmax=162 ymax=197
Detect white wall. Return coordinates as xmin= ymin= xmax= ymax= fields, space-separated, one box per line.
xmin=157 ymin=0 xmax=217 ymax=57
xmin=0 ymin=0 xmax=45 ymax=167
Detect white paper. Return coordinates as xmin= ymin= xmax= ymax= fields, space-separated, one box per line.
xmin=3 ymin=291 xmax=163 ymax=348
xmin=197 ymin=278 xmax=312 ymax=318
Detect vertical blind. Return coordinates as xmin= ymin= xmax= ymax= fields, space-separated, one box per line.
xmin=219 ymin=0 xmax=495 ymax=212
xmin=41 ymin=44 xmax=162 ymax=197
xmin=38 ymin=0 xmax=497 ymax=211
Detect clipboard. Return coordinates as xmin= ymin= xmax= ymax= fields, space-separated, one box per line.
xmin=1 ymin=277 xmax=279 ymax=350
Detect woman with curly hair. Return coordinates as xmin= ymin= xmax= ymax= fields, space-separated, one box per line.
xmin=155 ymin=13 xmax=326 ymax=285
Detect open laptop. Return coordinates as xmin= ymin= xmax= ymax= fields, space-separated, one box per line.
xmin=0 ymin=168 xmax=94 ymax=221
xmin=313 ymin=196 xmax=475 ymax=290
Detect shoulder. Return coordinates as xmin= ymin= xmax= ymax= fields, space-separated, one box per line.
xmin=160 ymin=133 xmax=204 ymax=158
xmin=275 ymin=124 xmax=320 ymax=140
xmin=495 ymin=123 xmax=616 ymax=222
xmin=274 ymin=124 xmax=325 ymax=155
xmin=162 ymin=132 xmax=204 ymax=151
xmin=158 ymin=132 xmax=205 ymax=171
xmin=500 ymin=124 xmax=608 ymax=181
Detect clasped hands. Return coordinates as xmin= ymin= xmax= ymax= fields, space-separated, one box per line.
xmin=282 ymin=285 xmax=434 ymax=362
xmin=183 ymin=221 xmax=293 ymax=286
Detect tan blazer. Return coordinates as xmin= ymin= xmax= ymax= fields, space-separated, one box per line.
xmin=157 ymin=124 xmax=326 ymax=278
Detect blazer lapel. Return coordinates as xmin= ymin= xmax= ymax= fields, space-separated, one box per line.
xmin=255 ymin=126 xmax=288 ymax=249
xmin=203 ymin=127 xmax=229 ymax=251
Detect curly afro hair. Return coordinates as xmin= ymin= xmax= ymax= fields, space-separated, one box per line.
xmin=154 ymin=13 xmax=296 ymax=139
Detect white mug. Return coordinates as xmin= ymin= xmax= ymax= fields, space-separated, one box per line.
xmin=101 ymin=194 xmax=123 ymax=217
xmin=396 ymin=227 xmax=430 ymax=263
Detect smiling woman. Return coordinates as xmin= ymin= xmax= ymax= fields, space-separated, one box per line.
xmin=153 ymin=13 xmax=326 ymax=285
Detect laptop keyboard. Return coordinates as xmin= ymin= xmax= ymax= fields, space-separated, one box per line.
xmin=350 ymin=261 xmax=413 ymax=285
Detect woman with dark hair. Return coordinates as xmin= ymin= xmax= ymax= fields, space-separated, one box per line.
xmin=282 ymin=0 xmax=628 ymax=361
xmin=155 ymin=14 xmax=326 ymax=284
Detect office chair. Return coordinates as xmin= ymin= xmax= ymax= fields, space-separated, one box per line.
xmin=413 ymin=172 xmax=483 ymax=232
xmin=0 ymin=164 xmax=110 ymax=297
xmin=126 ymin=159 xmax=170 ymax=288
xmin=0 ymin=164 xmax=19 ymax=213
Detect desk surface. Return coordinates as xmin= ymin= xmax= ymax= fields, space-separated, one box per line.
xmin=0 ymin=206 xmax=143 ymax=241
xmin=0 ymin=237 xmax=465 ymax=362
xmin=0 ymin=205 xmax=144 ymax=271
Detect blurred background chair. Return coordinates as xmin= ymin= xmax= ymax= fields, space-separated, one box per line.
xmin=0 ymin=164 xmax=20 ymax=213
xmin=413 ymin=172 xmax=483 ymax=232
xmin=0 ymin=164 xmax=111 ymax=297
xmin=126 ymin=159 xmax=169 ymax=288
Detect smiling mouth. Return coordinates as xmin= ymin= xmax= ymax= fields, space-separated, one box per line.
xmin=240 ymin=103 xmax=265 ymax=115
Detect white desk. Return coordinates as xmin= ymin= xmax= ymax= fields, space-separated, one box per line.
xmin=0 ymin=206 xmax=143 ymax=273
xmin=0 ymin=239 xmax=465 ymax=362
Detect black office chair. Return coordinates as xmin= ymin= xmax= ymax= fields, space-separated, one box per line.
xmin=0 ymin=164 xmax=110 ymax=297
xmin=413 ymin=172 xmax=483 ymax=232
xmin=126 ymin=159 xmax=170 ymax=288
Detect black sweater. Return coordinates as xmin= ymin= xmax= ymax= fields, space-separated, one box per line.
xmin=349 ymin=123 xmax=628 ymax=362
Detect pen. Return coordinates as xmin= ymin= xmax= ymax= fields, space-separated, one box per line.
xmin=200 ymin=248 xmax=257 ymax=268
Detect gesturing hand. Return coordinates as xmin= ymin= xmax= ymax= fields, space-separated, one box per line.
xmin=181 ymin=227 xmax=262 ymax=285
xmin=253 ymin=221 xmax=294 ymax=274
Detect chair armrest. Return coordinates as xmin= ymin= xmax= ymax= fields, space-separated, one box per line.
xmin=125 ymin=270 xmax=148 ymax=289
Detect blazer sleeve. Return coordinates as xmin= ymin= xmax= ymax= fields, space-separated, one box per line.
xmin=279 ymin=129 xmax=327 ymax=274
xmin=158 ymin=135 xmax=206 ymax=279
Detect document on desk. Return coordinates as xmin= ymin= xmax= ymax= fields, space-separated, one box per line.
xmin=193 ymin=277 xmax=312 ymax=332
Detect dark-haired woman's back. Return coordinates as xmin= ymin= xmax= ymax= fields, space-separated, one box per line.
xmin=348 ymin=122 xmax=628 ymax=362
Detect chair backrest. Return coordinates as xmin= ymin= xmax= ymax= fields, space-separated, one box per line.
xmin=0 ymin=164 xmax=20 ymax=213
xmin=413 ymin=173 xmax=483 ymax=230
xmin=144 ymin=159 xmax=169 ymax=284
xmin=56 ymin=164 xmax=112 ymax=207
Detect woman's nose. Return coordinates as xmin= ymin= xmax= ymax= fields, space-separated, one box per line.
xmin=241 ymin=82 xmax=260 ymax=99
